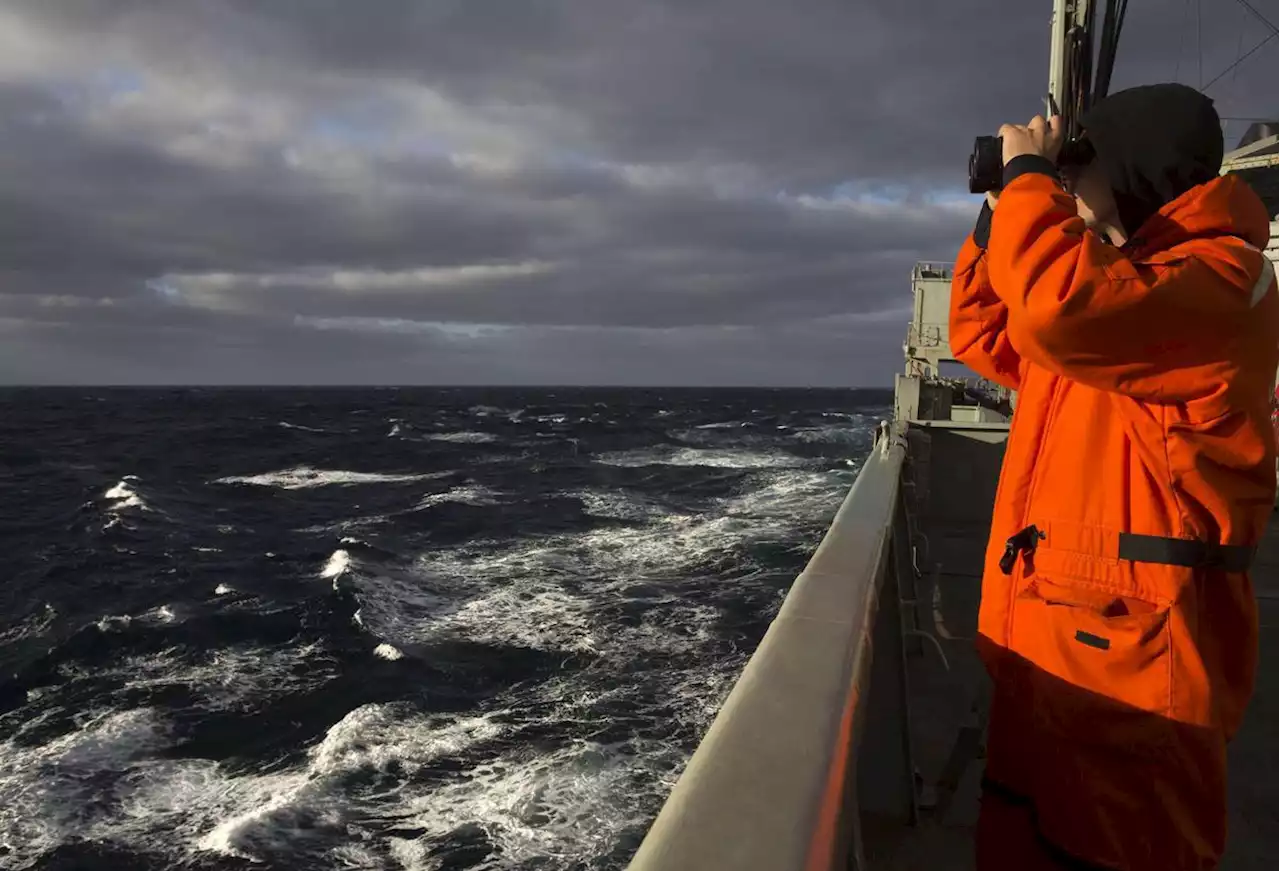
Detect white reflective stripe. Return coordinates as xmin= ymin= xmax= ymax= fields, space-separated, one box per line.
xmin=1234 ymin=239 xmax=1275 ymax=308
xmin=1249 ymin=254 xmax=1275 ymax=308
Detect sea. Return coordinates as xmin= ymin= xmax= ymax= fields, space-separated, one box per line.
xmin=0 ymin=386 xmax=889 ymax=871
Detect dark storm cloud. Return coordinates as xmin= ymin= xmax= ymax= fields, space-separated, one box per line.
xmin=0 ymin=0 xmax=1274 ymax=384
xmin=1 ymin=0 xmax=1050 ymax=187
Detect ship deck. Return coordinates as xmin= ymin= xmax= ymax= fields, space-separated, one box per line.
xmin=863 ymin=510 xmax=1279 ymax=870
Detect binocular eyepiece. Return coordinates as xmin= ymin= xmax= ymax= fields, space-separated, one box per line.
xmin=967 ymin=135 xmax=1096 ymax=194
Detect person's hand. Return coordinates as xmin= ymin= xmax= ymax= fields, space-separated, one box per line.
xmin=985 ymin=190 xmax=999 ymax=211
xmin=998 ymin=114 xmax=1064 ymax=165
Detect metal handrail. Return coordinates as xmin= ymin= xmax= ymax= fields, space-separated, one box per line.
xmin=912 ymin=261 xmax=955 ymax=280
xmin=905 ymin=322 xmax=948 ymax=348
xmin=626 ymin=422 xmax=911 ymax=871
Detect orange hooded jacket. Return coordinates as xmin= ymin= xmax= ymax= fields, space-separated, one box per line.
xmin=950 ymin=87 xmax=1277 ymax=870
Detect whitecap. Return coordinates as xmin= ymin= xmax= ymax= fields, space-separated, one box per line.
xmin=386 ymin=467 xmax=847 ymax=655
xmin=191 ymin=705 xmax=508 ymax=861
xmin=415 ymin=485 xmax=501 ymax=509
xmin=97 ymin=614 xmax=133 ymax=632
xmin=147 ymin=605 xmax=178 ymax=623
xmin=213 ymin=467 xmax=443 ymax=489
xmin=103 ymin=478 xmax=149 ymax=511
xmin=790 ymin=425 xmax=867 ymax=444
xmin=425 ymin=431 xmax=497 ymax=444
xmin=572 ymin=489 xmax=663 ymax=521
xmin=593 ymin=447 xmax=806 ymax=469
xmin=391 ymin=736 xmax=689 ymax=869
xmin=373 ymin=643 xmax=403 ymax=661
xmin=320 ymin=550 xmax=352 ymax=584
xmin=0 ymin=708 xmax=171 ymax=865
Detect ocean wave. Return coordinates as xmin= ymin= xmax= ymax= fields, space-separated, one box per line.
xmin=0 ymin=603 xmax=57 ymax=646
xmin=467 ymin=405 xmax=512 ymax=417
xmin=45 ymin=643 xmax=336 ymax=720
xmin=373 ymin=643 xmax=404 ymax=661
xmin=4 ymin=387 xmax=881 ymax=870
xmin=0 ymin=693 xmax=690 ymax=868
xmin=190 ymin=704 xmax=509 ymax=862
xmin=392 ymin=736 xmax=688 ymax=869
xmin=593 ymin=446 xmax=807 ymax=469
xmin=213 ymin=466 xmax=447 ymax=489
xmin=426 ymin=431 xmax=499 ymax=444
xmin=344 ymin=468 xmax=846 ymax=660
xmin=419 ymin=469 xmax=842 ymax=582
xmin=416 ymin=484 xmax=503 ymax=509
xmin=789 ymin=424 xmax=869 ymax=444
xmin=103 ymin=476 xmax=150 ymax=512
xmin=572 ymin=488 xmax=666 ymax=521
xmin=0 ymin=707 xmax=172 ymax=866
xmin=0 ymin=699 xmax=509 ymax=866
xmin=320 ymin=549 xmax=352 ymax=582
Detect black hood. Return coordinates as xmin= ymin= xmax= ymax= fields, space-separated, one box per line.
xmin=1079 ymin=83 xmax=1224 ymax=237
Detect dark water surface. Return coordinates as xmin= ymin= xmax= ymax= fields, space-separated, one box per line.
xmin=0 ymin=387 xmax=887 ymax=870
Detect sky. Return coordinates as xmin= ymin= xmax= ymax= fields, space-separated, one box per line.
xmin=0 ymin=0 xmax=1275 ymax=386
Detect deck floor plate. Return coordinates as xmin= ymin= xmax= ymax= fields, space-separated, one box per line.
xmin=1221 ymin=514 xmax=1278 ymax=870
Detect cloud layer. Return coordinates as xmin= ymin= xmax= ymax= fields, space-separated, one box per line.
xmin=0 ymin=0 xmax=1274 ymax=385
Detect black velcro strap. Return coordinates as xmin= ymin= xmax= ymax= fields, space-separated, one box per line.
xmin=1117 ymin=532 xmax=1255 ymax=572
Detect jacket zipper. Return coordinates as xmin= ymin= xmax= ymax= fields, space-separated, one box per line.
xmin=1003 ymin=375 xmax=1068 ymax=640
xmin=1010 ymin=374 xmax=1068 ymax=576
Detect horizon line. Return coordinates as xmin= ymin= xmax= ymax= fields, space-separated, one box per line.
xmin=0 ymin=383 xmax=895 ymax=391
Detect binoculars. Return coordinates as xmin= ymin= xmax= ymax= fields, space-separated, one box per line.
xmin=968 ymin=135 xmax=1096 ymax=194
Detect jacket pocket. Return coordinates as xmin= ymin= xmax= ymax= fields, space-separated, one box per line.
xmin=1008 ymin=575 xmax=1175 ymax=756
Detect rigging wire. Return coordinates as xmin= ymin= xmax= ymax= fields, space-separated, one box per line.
xmin=1174 ymin=0 xmax=1191 ymax=83
xmin=1198 ymin=30 xmax=1280 ymax=92
xmin=1092 ymin=0 xmax=1128 ymax=104
xmin=1231 ymin=13 xmax=1245 ymax=84
xmin=1228 ymin=0 xmax=1279 ymax=34
xmin=1089 ymin=0 xmax=1271 ymax=142
xmin=1198 ymin=0 xmax=1280 ymax=92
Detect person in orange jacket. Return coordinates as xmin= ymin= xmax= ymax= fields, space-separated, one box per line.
xmin=949 ymin=82 xmax=1277 ymax=869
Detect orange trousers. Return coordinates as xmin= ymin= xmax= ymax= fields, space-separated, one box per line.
xmin=975 ymin=783 xmax=1112 ymax=871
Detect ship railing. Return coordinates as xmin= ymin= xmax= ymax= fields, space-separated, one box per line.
xmin=912 ymin=261 xmax=954 ymax=281
xmin=905 ymin=322 xmax=948 ymax=349
xmin=627 ymin=420 xmax=919 ymax=871
xmin=950 ymin=376 xmax=1011 ymax=400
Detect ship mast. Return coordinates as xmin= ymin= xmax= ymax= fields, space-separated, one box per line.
xmin=1049 ymin=0 xmax=1130 ymax=139
xmin=1048 ymin=0 xmax=1094 ymax=140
